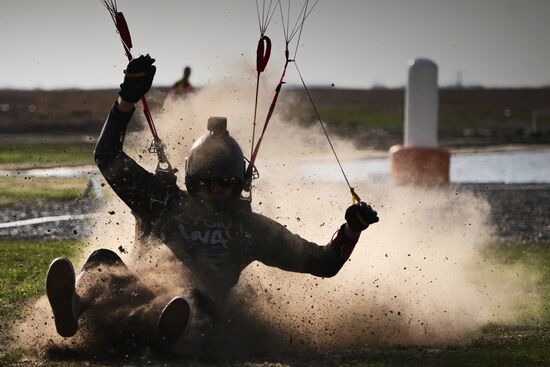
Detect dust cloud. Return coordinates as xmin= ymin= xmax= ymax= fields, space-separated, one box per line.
xmin=12 ymin=63 xmax=541 ymax=359
xmin=227 ymin=184 xmax=501 ymax=353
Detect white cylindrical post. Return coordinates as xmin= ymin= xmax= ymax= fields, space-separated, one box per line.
xmin=389 ymin=58 xmax=450 ymax=186
xmin=405 ymin=58 xmax=438 ymax=147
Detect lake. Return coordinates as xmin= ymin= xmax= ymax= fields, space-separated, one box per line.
xmin=301 ymin=148 xmax=550 ymax=183
xmin=1 ymin=148 xmax=549 ymax=184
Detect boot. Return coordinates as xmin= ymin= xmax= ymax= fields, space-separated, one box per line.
xmin=45 ymin=257 xmax=81 ymax=337
xmin=155 ymin=296 xmax=192 ymax=346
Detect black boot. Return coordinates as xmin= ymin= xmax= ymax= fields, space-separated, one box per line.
xmin=45 ymin=257 xmax=81 ymax=337
xmin=155 ymin=296 xmax=192 ymax=346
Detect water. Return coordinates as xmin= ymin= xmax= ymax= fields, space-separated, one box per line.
xmin=302 ymin=148 xmax=550 ymax=183
xmin=451 ymin=149 xmax=550 ymax=183
xmin=0 ymin=165 xmax=96 ymax=178
xmin=1 ymin=148 xmax=548 ymax=228
xmin=1 ymin=149 xmax=549 ymax=184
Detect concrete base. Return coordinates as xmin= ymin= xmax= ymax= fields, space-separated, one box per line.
xmin=389 ymin=145 xmax=450 ymax=186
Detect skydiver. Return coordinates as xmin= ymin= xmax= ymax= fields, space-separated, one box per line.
xmin=45 ymin=55 xmax=379 ymax=355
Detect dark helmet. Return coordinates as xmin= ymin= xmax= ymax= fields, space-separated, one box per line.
xmin=185 ymin=117 xmax=245 ymax=197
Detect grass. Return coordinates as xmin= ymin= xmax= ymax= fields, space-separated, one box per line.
xmin=0 ymin=240 xmax=548 ymax=366
xmin=0 ymin=240 xmax=81 ymax=314
xmin=319 ymin=107 xmax=403 ymax=130
xmin=0 ymin=240 xmax=81 ymax=365
xmin=0 ymin=142 xmax=95 ymax=167
xmin=291 ymin=105 xmax=404 ymax=130
xmin=294 ymin=105 xmax=544 ymax=131
xmin=0 ymin=176 xmax=90 ymax=205
xmin=483 ymin=242 xmax=550 ymax=324
xmin=311 ymin=338 xmax=550 ymax=366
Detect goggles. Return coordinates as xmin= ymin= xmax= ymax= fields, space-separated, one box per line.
xmin=197 ymin=177 xmax=241 ymax=189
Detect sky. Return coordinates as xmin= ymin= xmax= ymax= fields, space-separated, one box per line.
xmin=1 ymin=0 xmax=549 ymax=90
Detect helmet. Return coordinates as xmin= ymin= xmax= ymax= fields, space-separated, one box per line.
xmin=185 ymin=117 xmax=245 ymax=197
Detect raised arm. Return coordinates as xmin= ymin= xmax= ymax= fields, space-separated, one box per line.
xmin=94 ymin=55 xmax=176 ymax=220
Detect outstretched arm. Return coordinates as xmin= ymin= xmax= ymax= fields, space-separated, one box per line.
xmin=253 ymin=202 xmax=379 ymax=277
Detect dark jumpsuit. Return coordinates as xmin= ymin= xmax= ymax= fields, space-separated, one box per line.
xmin=86 ymin=102 xmax=360 ymax=351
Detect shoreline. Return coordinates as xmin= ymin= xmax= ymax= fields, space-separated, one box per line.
xmin=1 ymin=144 xmax=549 ymax=172
xmin=288 ymin=143 xmax=550 ymax=163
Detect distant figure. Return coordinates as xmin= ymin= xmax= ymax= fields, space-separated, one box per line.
xmin=171 ymin=66 xmax=194 ymax=96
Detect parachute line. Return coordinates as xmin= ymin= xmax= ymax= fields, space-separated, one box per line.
xmin=249 ymin=0 xmax=348 ymax=200
xmin=257 ymin=0 xmax=280 ymax=35
xmin=293 ymin=61 xmax=355 ymax=193
xmin=287 ymin=0 xmax=307 ymax=43
xmin=252 ymin=1 xmax=278 ymax=164
xmin=278 ymin=0 xmax=318 ymax=45
xmin=100 ymin=0 xmax=117 ymax=19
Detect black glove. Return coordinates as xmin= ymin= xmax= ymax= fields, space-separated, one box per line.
xmin=345 ymin=201 xmax=379 ymax=232
xmin=119 ymin=54 xmax=156 ymax=103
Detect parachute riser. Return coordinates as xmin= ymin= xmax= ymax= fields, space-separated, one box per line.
xmin=250 ymin=1 xmax=363 ymax=204
xmin=245 ymin=44 xmax=290 ymax=183
xmin=100 ymin=2 xmax=173 ymax=173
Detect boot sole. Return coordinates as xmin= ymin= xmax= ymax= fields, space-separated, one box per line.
xmin=156 ymin=296 xmax=192 ymax=344
xmin=46 ymin=257 xmax=78 ymax=337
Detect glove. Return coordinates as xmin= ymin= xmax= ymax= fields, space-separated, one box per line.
xmin=345 ymin=201 xmax=379 ymax=232
xmin=119 ymin=54 xmax=156 ymax=103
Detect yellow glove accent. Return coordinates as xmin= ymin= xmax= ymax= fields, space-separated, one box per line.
xmin=123 ymin=70 xmax=147 ymax=78
xmin=350 ymin=187 xmax=361 ymax=204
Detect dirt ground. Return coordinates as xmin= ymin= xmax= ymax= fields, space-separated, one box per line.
xmin=456 ymin=183 xmax=550 ymax=243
